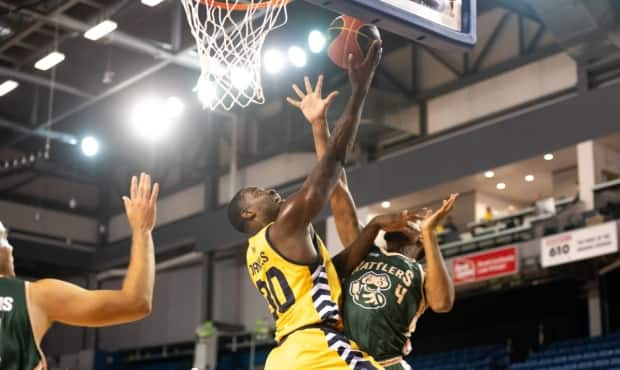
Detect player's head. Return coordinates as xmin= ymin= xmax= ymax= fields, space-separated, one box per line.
xmin=384 ymin=230 xmax=424 ymax=260
xmin=228 ymin=187 xmax=284 ymax=234
xmin=0 ymin=222 xmax=15 ymax=278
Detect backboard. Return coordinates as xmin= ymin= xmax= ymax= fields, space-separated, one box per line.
xmin=304 ymin=0 xmax=477 ymax=50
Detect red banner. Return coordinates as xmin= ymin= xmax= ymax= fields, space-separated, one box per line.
xmin=451 ymin=246 xmax=519 ymax=285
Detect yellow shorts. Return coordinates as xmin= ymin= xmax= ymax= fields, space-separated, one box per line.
xmin=265 ymin=326 xmax=384 ymax=370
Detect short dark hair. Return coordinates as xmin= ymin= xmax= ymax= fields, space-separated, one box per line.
xmin=384 ymin=231 xmax=410 ymax=243
xmin=228 ymin=189 xmax=251 ymax=233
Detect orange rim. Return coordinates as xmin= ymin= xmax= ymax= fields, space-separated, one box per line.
xmin=200 ymin=0 xmax=292 ymax=10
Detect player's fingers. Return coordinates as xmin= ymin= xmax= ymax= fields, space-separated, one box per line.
xmin=122 ymin=196 xmax=131 ymax=211
xmin=315 ymin=74 xmax=324 ymax=95
xmin=144 ymin=173 xmax=152 ymax=200
xmin=137 ymin=173 xmax=146 ymax=199
xmin=364 ymin=40 xmax=380 ymax=65
xmin=325 ymin=91 xmax=340 ymax=105
xmin=304 ymin=76 xmax=313 ymax=94
xmin=286 ymin=97 xmax=301 ymax=108
xmin=130 ymin=176 xmax=138 ymax=200
xmin=150 ymin=183 xmax=160 ymax=206
xmin=292 ymin=84 xmax=305 ymax=99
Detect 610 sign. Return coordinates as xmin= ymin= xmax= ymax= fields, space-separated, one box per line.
xmin=548 ymin=244 xmax=570 ymax=258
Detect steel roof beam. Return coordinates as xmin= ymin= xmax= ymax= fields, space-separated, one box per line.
xmin=0 ymin=65 xmax=93 ymax=99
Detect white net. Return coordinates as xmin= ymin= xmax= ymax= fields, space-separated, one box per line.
xmin=180 ymin=0 xmax=290 ymax=111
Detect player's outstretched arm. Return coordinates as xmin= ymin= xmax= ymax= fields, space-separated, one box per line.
xmin=420 ymin=194 xmax=458 ymax=313
xmin=29 ymin=173 xmax=159 ymax=332
xmin=333 ymin=208 xmax=425 ymax=278
xmin=287 ymin=75 xmax=361 ymax=246
xmin=272 ymin=41 xmax=382 ymax=241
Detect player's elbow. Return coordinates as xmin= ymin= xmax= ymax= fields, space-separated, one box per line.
xmin=430 ymin=299 xmax=453 ymax=313
xmin=428 ymin=292 xmax=454 ymax=313
xmin=125 ymin=295 xmax=152 ymax=318
xmin=134 ymin=297 xmax=153 ymax=317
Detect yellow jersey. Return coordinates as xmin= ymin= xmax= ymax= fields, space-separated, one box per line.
xmin=246 ymin=223 xmax=344 ymax=343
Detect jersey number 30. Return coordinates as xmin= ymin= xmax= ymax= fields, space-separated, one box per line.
xmin=256 ymin=267 xmax=295 ymax=319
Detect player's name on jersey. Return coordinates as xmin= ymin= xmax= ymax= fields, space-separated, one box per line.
xmin=0 ymin=296 xmax=14 ymax=312
xmin=353 ymin=261 xmax=416 ymax=288
xmin=248 ymin=251 xmax=270 ymax=276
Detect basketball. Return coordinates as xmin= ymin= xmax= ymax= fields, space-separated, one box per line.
xmin=328 ymin=15 xmax=382 ymax=69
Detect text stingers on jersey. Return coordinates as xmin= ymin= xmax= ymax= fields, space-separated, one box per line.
xmin=248 ymin=251 xmax=270 ymax=276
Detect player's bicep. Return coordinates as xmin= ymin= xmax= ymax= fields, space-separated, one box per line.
xmin=31 ymin=279 xmax=143 ymax=327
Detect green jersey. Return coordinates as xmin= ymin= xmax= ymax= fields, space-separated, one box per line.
xmin=0 ymin=278 xmax=42 ymax=369
xmin=343 ymin=246 xmax=426 ymax=362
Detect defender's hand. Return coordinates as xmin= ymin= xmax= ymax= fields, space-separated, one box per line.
xmin=123 ymin=173 xmax=159 ymax=233
xmin=348 ymin=40 xmax=383 ymax=92
xmin=421 ymin=193 xmax=458 ymax=232
xmin=372 ymin=208 xmax=428 ymax=233
xmin=286 ymin=75 xmax=340 ymax=124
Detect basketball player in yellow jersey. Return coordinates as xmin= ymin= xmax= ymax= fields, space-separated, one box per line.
xmin=228 ymin=41 xmax=391 ymax=369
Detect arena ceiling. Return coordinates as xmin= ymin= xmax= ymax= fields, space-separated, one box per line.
xmin=1 ymin=0 xmax=620 ymax=272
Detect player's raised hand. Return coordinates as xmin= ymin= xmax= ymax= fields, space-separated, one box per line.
xmin=123 ymin=173 xmax=159 ymax=233
xmin=347 ymin=39 xmax=383 ymax=92
xmin=373 ymin=207 xmax=428 ymax=233
xmin=286 ymin=75 xmax=340 ymax=124
xmin=421 ymin=193 xmax=459 ymax=232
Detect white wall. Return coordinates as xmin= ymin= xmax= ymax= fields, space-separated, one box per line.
xmin=108 ymin=184 xmax=205 ymax=242
xmin=218 ymin=153 xmax=317 ymax=204
xmin=594 ymin=142 xmax=620 ymax=183
xmin=97 ymin=265 xmax=204 ymax=350
xmin=212 ymin=256 xmax=242 ymax=325
xmin=552 ymin=167 xmax=578 ymax=199
xmin=0 ymin=201 xmax=98 ymax=244
xmin=428 ymin=53 xmax=577 ymax=134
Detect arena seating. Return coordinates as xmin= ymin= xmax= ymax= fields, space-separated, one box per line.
xmin=510 ymin=331 xmax=620 ymax=370
xmin=406 ymin=344 xmax=509 ymax=370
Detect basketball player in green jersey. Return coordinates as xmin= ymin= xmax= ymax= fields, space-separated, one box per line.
xmin=287 ymin=76 xmax=456 ymax=369
xmin=0 ymin=173 xmax=158 ymax=369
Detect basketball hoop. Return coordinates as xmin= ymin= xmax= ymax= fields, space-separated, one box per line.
xmin=180 ymin=0 xmax=292 ymax=110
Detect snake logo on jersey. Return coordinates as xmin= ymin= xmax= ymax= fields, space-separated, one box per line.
xmin=349 ymin=271 xmax=391 ymax=309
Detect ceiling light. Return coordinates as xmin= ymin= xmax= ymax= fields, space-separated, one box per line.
xmin=264 ymin=49 xmax=285 ymax=75
xmin=484 ymin=170 xmax=495 ymax=179
xmin=288 ymin=46 xmax=307 ymax=68
xmin=0 ymin=80 xmax=18 ymax=97
xmin=496 ymin=182 xmax=506 ymax=190
xmin=84 ymin=20 xmax=117 ymax=41
xmin=141 ymin=0 xmax=165 ymax=6
xmin=524 ymin=174 xmax=535 ymax=182
xmin=381 ymin=201 xmax=391 ymax=209
xmin=34 ymin=51 xmax=65 ymax=71
xmin=196 ymin=79 xmax=217 ymax=107
xmin=0 ymin=22 xmax=13 ymax=39
xmin=165 ymin=96 xmax=184 ymax=118
xmin=544 ymin=153 xmax=554 ymax=161
xmin=230 ymin=67 xmax=252 ymax=90
xmin=81 ymin=136 xmax=100 ymax=157
xmin=130 ymin=99 xmax=172 ymax=141
xmin=308 ymin=30 xmax=327 ymax=53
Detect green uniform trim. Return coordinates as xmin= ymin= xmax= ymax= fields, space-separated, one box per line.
xmin=0 ymin=278 xmax=42 ymax=369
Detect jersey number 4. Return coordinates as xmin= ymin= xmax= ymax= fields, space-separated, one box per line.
xmin=256 ymin=267 xmax=295 ymax=319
